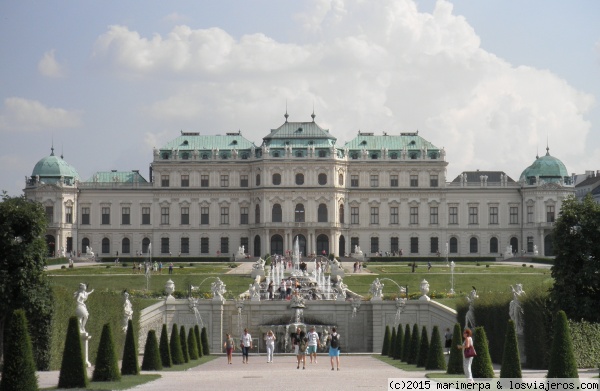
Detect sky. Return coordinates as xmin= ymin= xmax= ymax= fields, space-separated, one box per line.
xmin=1 ymin=0 xmax=599 ymax=197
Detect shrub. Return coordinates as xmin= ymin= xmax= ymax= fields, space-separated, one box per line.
xmin=187 ymin=328 xmax=199 ymax=360
xmin=447 ymin=323 xmax=464 ymax=375
xmin=500 ymin=320 xmax=521 ymax=378
xmin=389 ymin=327 xmax=397 ymax=358
xmin=180 ymin=325 xmax=190 ymax=363
xmin=407 ymin=324 xmax=420 ymax=365
xmin=201 ymin=327 xmax=210 ymax=355
xmin=393 ymin=325 xmax=403 ymax=360
xmin=159 ymin=324 xmax=172 ymax=368
xmin=169 ymin=324 xmax=184 ymax=365
xmin=547 ymin=311 xmax=578 ymax=378
xmin=472 ymin=327 xmax=494 ymax=378
xmin=121 ymin=319 xmax=139 ymax=375
xmin=0 ymin=310 xmax=38 ymax=391
xmin=141 ymin=330 xmax=162 ymax=371
xmin=401 ymin=324 xmax=411 ymax=362
xmin=426 ymin=326 xmax=447 ymax=371
xmin=57 ymin=317 xmax=88 ymax=388
xmin=194 ymin=325 xmax=203 ymax=358
xmin=92 ymin=323 xmax=121 ymax=382
xmin=381 ymin=325 xmax=391 ymax=356
xmin=417 ymin=325 xmax=429 ymax=367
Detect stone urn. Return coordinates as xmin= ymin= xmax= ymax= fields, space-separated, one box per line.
xmin=165 ymin=279 xmax=175 ymax=298
xmin=419 ymin=279 xmax=430 ymax=301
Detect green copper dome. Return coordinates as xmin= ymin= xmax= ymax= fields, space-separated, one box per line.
xmin=31 ymin=148 xmax=80 ymax=185
xmin=519 ymin=147 xmax=571 ymax=185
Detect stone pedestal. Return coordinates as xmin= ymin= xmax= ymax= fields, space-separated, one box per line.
xmin=80 ymin=332 xmax=92 ymax=367
xmin=517 ymin=333 xmax=527 ymax=365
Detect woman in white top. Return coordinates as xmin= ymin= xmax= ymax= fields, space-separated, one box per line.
xmin=265 ymin=330 xmax=276 ymax=363
xmin=458 ymin=328 xmax=475 ymax=382
xmin=240 ymin=328 xmax=253 ymax=364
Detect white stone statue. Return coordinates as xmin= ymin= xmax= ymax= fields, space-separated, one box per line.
xmin=211 ymin=278 xmax=226 ymax=300
xmin=369 ymin=278 xmax=384 ymax=300
xmin=510 ymin=284 xmax=526 ymax=335
xmin=335 ymin=278 xmax=347 ymax=299
xmin=465 ymin=287 xmax=478 ymax=329
xmin=354 ymin=245 xmax=363 ymax=255
xmin=533 ymin=245 xmax=539 ymax=256
xmin=74 ymin=283 xmax=94 ymax=333
xmin=122 ymin=291 xmax=133 ymax=333
xmin=252 ymin=258 xmax=265 ymax=270
xmin=505 ymin=245 xmax=513 ymax=258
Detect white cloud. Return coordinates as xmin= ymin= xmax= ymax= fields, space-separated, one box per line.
xmin=0 ymin=97 xmax=82 ymax=132
xmin=91 ymin=0 xmax=594 ymax=179
xmin=38 ymin=49 xmax=66 ymax=78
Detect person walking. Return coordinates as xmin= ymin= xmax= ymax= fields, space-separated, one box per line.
xmin=327 ymin=327 xmax=341 ymax=371
xmin=223 ymin=333 xmax=235 ymax=365
xmin=306 ymin=326 xmax=320 ymax=364
xmin=240 ymin=328 xmax=253 ymax=364
xmin=458 ymin=328 xmax=475 ymax=382
xmin=265 ymin=330 xmax=276 ymax=363
xmin=292 ymin=327 xmax=305 ymax=369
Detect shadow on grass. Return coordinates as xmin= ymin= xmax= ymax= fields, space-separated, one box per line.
xmin=373 ymin=354 xmax=446 ymax=373
xmin=161 ymin=355 xmax=218 ymax=372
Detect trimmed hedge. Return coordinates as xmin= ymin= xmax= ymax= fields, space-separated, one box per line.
xmin=389 ymin=327 xmax=397 ymax=358
xmin=401 ymin=324 xmax=411 ymax=362
xmin=547 ymin=311 xmax=578 ymax=378
xmin=159 ymin=324 xmax=172 ymax=368
xmin=447 ymin=323 xmax=464 ymax=375
xmin=180 ymin=325 xmax=190 ymax=363
xmin=141 ymin=329 xmax=162 ymax=371
xmin=426 ymin=326 xmax=447 ymax=371
xmin=407 ymin=324 xmax=420 ymax=365
xmin=394 ymin=325 xmax=404 ymax=360
xmin=416 ymin=325 xmax=429 ymax=368
xmin=194 ymin=325 xmax=203 ymax=358
xmin=57 ymin=316 xmax=88 ymax=388
xmin=170 ymin=324 xmax=184 ymax=365
xmin=92 ymin=323 xmax=121 ymax=382
xmin=500 ymin=320 xmax=521 ymax=379
xmin=121 ymin=319 xmax=139 ymax=375
xmin=187 ymin=328 xmax=199 ymax=360
xmin=0 ymin=310 xmax=38 ymax=391
xmin=366 ymin=256 xmax=498 ymax=263
xmin=381 ymin=325 xmax=391 ymax=356
xmin=201 ymin=327 xmax=210 ymax=355
xmin=98 ymin=256 xmax=232 ymax=263
xmin=472 ymin=326 xmax=495 ymax=378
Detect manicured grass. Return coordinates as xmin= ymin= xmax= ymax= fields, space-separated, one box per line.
xmin=161 ymin=354 xmax=217 ymax=371
xmin=373 ymin=354 xmax=444 ymax=372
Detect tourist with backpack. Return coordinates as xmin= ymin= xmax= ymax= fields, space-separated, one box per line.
xmin=327 ymin=327 xmax=341 ymax=370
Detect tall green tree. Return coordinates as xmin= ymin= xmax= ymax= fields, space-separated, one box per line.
xmin=500 ymin=320 xmax=522 ymax=379
xmin=57 ymin=317 xmax=88 ymax=388
xmin=381 ymin=325 xmax=391 ymax=356
xmin=425 ymin=326 xmax=447 ymax=371
xmin=0 ymin=310 xmax=38 ymax=391
xmin=547 ymin=311 xmax=578 ymax=378
xmin=121 ymin=319 xmax=139 ymax=375
xmin=416 ymin=325 xmax=429 ymax=368
xmin=550 ymin=194 xmax=600 ymax=322
xmin=472 ymin=326 xmax=494 ymax=378
xmin=0 ymin=195 xmax=54 ymax=370
xmin=389 ymin=327 xmax=397 ymax=358
xmin=447 ymin=323 xmax=464 ymax=375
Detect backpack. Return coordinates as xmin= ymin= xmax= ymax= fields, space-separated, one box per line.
xmin=330 ymin=334 xmax=339 ymax=349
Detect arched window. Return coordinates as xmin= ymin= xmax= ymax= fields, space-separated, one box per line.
xmin=272 ymin=204 xmax=282 ymax=222
xmin=81 ymin=237 xmax=90 ymax=254
xmin=102 ymin=238 xmax=110 ymax=254
xmin=339 ymin=204 xmax=344 ymax=224
xmin=256 ymin=174 xmax=261 ymax=186
xmin=142 ymin=237 xmax=151 ymax=254
xmin=255 ymin=205 xmax=260 ymax=224
xmin=510 ymin=237 xmax=519 ymax=254
xmin=489 ymin=237 xmax=498 ymax=253
xmin=318 ymin=173 xmax=327 ymax=185
xmin=470 ymin=237 xmax=478 ymax=253
xmin=253 ymin=235 xmax=261 ymax=257
xmin=295 ymin=204 xmax=305 ymax=222
xmin=449 ymin=237 xmax=458 ymax=253
xmin=272 ymin=173 xmax=281 ymax=185
xmin=316 ymin=234 xmax=329 ymax=255
xmin=318 ymin=204 xmax=328 ymax=222
xmin=296 ymin=173 xmax=304 ymax=185
xmin=338 ymin=174 xmax=344 ymax=186
xmin=122 ymin=238 xmax=130 ymax=254
xmin=270 ymin=234 xmax=284 ymax=255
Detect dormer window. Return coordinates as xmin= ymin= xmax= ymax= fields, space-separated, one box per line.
xmin=201 ymin=154 xmax=209 ymax=160
xmin=162 ymin=153 xmax=169 ymax=160
xmin=390 ymin=152 xmax=398 ymax=159
xmin=351 ymin=152 xmax=359 ymax=159
xmin=183 ymin=140 xmax=189 ymax=145
xmin=318 ymin=150 xmax=326 ymax=158
xmin=182 ymin=152 xmax=189 ymax=160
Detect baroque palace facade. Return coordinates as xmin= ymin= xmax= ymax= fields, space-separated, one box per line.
xmin=24 ymin=114 xmax=574 ymax=259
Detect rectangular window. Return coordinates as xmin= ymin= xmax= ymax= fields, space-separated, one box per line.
xmin=351 ymin=207 xmax=359 ymax=224
xmin=370 ymin=207 xmax=379 ymax=224
xmin=201 ymin=175 xmax=209 ymax=187
xmin=181 ymin=175 xmax=189 ymax=187
xmin=220 ymin=207 xmax=229 ymax=225
xmin=200 ymin=207 xmax=209 ymax=225
xmin=527 ymin=236 xmax=534 ymax=253
xmin=351 ymin=237 xmax=359 ymax=253
xmin=390 ymin=207 xmax=399 ymax=225
xmin=370 ymin=237 xmax=379 ymax=254
xmin=240 ymin=237 xmax=249 ymax=253
xmin=430 ymin=237 xmax=439 ymax=254
xmin=410 ymin=206 xmax=418 ymax=224
xmin=220 ymin=175 xmax=229 ymax=187
xmin=410 ymin=237 xmax=419 ymax=254
xmin=351 ymin=175 xmax=359 ymax=187
xmin=201 ymin=238 xmax=209 ymax=254
xmin=161 ymin=207 xmax=169 ymax=225
xmin=220 ymin=237 xmax=229 ymax=254
xmin=82 ymin=207 xmax=90 ymax=225
xmin=121 ymin=207 xmax=130 ymax=225
xmin=240 ymin=175 xmax=248 ymax=188
xmin=370 ymin=175 xmax=379 ymax=187
xmin=240 ymin=207 xmax=249 ymax=225
xmin=527 ymin=206 xmax=534 ymax=223
xmin=390 ymin=175 xmax=399 ymax=187
xmin=430 ymin=174 xmax=439 ymax=187
xmin=546 ymin=205 xmax=555 ymax=223
xmin=510 ymin=206 xmax=519 ymax=224
xmin=181 ymin=207 xmax=189 ymax=225
xmin=430 ymin=207 xmax=438 ymax=224
xmin=65 ymin=206 xmax=73 ymax=224
xmin=45 ymin=206 xmax=54 ymax=223
xmin=410 ymin=174 xmax=419 ymax=187
xmin=161 ymin=237 xmax=169 ymax=254
xmin=101 ymin=207 xmax=110 ymax=225
xmin=489 ymin=207 xmax=498 ymax=224
xmin=181 ymin=237 xmax=190 ymax=254
xmin=161 ymin=175 xmax=169 ymax=187
xmin=449 ymin=206 xmax=458 ymax=225
xmin=469 ymin=206 xmax=478 ymax=225
xmin=142 ymin=207 xmax=150 ymax=225
xmin=390 ymin=237 xmax=399 ymax=253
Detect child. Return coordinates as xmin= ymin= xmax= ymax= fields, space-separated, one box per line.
xmin=223 ymin=333 xmax=235 ymax=364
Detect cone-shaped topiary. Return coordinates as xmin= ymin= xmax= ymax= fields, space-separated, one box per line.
xmin=93 ymin=323 xmax=121 ymax=382
xmin=159 ymin=324 xmax=172 ymax=368
xmin=58 ymin=316 xmax=88 ymax=388
xmin=0 ymin=310 xmax=38 ymax=391
xmin=381 ymin=325 xmax=391 ymax=356
xmin=407 ymin=324 xmax=420 ymax=365
xmin=121 ymin=319 xmax=139 ymax=375
xmin=500 ymin=320 xmax=522 ymax=378
xmin=170 ymin=324 xmax=185 ymax=365
xmin=402 ymin=324 xmax=412 ymax=362
xmin=194 ymin=325 xmax=203 ymax=358
xmin=417 ymin=325 xmax=429 ymax=368
xmin=141 ymin=330 xmax=162 ymax=371
xmin=547 ymin=311 xmax=578 ymax=378
xmin=180 ymin=325 xmax=190 ymax=363
xmin=447 ymin=323 xmax=464 ymax=375
xmin=187 ymin=327 xmax=199 ymax=360
xmin=426 ymin=326 xmax=447 ymax=370
xmin=389 ymin=327 xmax=397 ymax=358
xmin=472 ymin=326 xmax=494 ymax=378
xmin=394 ymin=325 xmax=404 ymax=360
xmin=201 ymin=327 xmax=210 ymax=355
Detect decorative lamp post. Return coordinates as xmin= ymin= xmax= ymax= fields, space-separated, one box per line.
xmin=449 ymin=261 xmax=455 ymax=295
